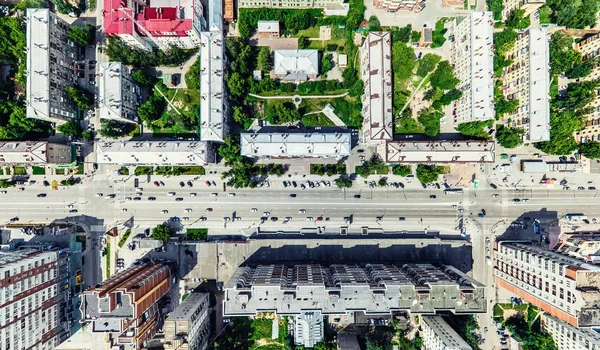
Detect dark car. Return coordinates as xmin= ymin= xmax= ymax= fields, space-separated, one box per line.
xmin=481 ymin=209 xmax=487 ymax=216
xmin=430 ymin=195 xmax=436 ymax=199
xmin=175 ymin=197 xmax=184 ymax=201
xmin=490 ymin=183 xmax=498 ymax=189
xmin=513 ymin=198 xmax=521 ymax=203
xmin=179 ymin=182 xmax=185 ymax=187
xmin=148 ymin=197 xmax=156 ymax=201
xmin=43 ymin=180 xmax=50 ymax=187
xmin=289 ymin=194 xmax=296 ymax=198
xmin=154 ymin=181 xmax=160 ymax=187
xmin=37 ymin=193 xmax=46 ymax=198
xmin=354 ymin=194 xmax=361 ymax=199
xmin=187 ymin=181 xmax=193 ymax=187
xmin=133 ymin=197 xmax=142 ymax=201
xmin=69 ymin=209 xmax=78 ymax=213
xmin=292 ymin=181 xmax=297 ymax=188
xmin=271 ymin=217 xmax=278 ymax=222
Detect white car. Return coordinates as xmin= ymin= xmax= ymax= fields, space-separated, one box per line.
xmin=135 ymin=192 xmax=143 ymax=197
xmin=185 ymin=208 xmax=192 ymax=213
xmin=161 ymin=210 xmax=168 ymax=214
xmin=121 ymin=208 xmax=128 ymax=212
xmin=135 ymin=188 xmax=143 ymax=192
xmin=263 ymin=212 xmax=270 ymax=217
xmin=125 ymin=197 xmax=132 ymax=201
xmin=17 ymin=187 xmax=24 ymax=191
xmin=223 ymin=217 xmax=230 ymax=222
xmin=190 ymin=193 xmax=197 ymax=197
xmin=306 ymin=217 xmax=313 ymax=221
xmin=492 ymin=194 xmax=499 ymax=198
xmin=211 ymin=193 xmax=218 ymax=197
xmin=66 ymin=204 xmax=74 ymax=209
xmin=251 ymin=208 xmax=258 ymax=212
xmin=182 ymin=217 xmax=189 ymax=221
xmin=228 ymin=193 xmax=235 ymax=197
xmin=0 ymin=190 xmax=6 ymax=194
xmin=167 ymin=192 xmax=176 ymax=196
xmin=298 ymin=209 xmax=306 ymax=214
xmin=105 ymin=194 xmax=115 ymax=199
xmin=233 ymin=217 xmax=241 ymax=221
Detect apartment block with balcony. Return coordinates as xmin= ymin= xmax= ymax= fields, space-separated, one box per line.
xmin=0 ymin=248 xmax=72 ymax=350
xmin=26 ymin=8 xmax=78 ymax=123
xmin=503 ymin=0 xmax=545 ymax=20
xmin=421 ymin=315 xmax=472 ymax=350
xmin=555 ymin=232 xmax=600 ymax=263
xmin=573 ymin=33 xmax=600 ymax=143
xmin=163 ymin=292 xmax=211 ymax=350
xmin=452 ymin=12 xmax=495 ymax=125
xmin=360 ymin=32 xmax=393 ymax=143
xmin=501 ymin=28 xmax=550 ymax=142
xmin=494 ymin=242 xmax=600 ymax=328
xmin=80 ymin=263 xmax=171 ymax=349
xmin=223 ymin=263 xmax=486 ymax=316
xmin=0 ymin=141 xmax=72 ymax=165
xmin=237 ymin=0 xmax=349 ymax=15
xmin=98 ymin=62 xmax=141 ymax=123
xmin=542 ymin=314 xmax=600 ymax=350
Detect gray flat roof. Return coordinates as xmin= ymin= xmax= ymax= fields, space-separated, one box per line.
xmin=386 ymin=140 xmax=495 ymax=163
xmin=26 ymin=8 xmax=50 ymax=121
xmin=240 ymin=132 xmax=351 ymax=158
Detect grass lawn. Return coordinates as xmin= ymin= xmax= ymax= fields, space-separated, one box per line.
xmin=151 ymin=86 xmax=200 ymax=134
xmin=251 ymin=319 xmax=273 ymax=340
xmin=294 ymin=26 xmax=320 ymax=38
xmin=300 ymin=113 xmax=334 ymax=126
xmin=249 ymin=317 xmax=287 ymax=350
xmin=0 ymin=168 xmax=4 ymax=175
xmin=299 ymin=98 xmax=329 ymax=113
xmin=13 ymin=166 xmax=26 ymax=175
xmin=105 ymin=242 xmax=111 ymax=279
xmin=134 ymin=166 xmax=154 ymax=176
xmin=118 ymin=229 xmax=131 ymax=248
xmin=187 ymin=228 xmax=208 ymax=241
xmin=32 ymin=166 xmax=45 ymax=175
xmin=77 ymin=164 xmax=85 ymax=174
xmin=396 ymin=116 xmax=425 ymax=134
xmin=550 ymin=75 xmax=559 ymax=99
xmin=155 ymin=166 xmax=205 ymax=176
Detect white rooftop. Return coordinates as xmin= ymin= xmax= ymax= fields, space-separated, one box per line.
xmin=200 ymin=30 xmax=225 ymax=142
xmin=0 ymin=141 xmax=48 ymax=164
xmin=469 ymin=12 xmax=495 ymax=122
xmin=98 ymin=62 xmax=129 ymax=122
xmin=26 ymin=8 xmax=50 ymax=121
xmin=361 ymin=32 xmax=393 ymax=141
xmin=96 ymin=141 xmax=212 ymax=165
xmin=528 ymin=28 xmax=551 ymax=142
xmin=257 ymin=21 xmax=280 ymax=33
xmin=240 ymin=132 xmax=351 ymax=158
xmin=274 ymin=50 xmax=319 ymax=81
xmin=386 ymin=140 xmax=495 ymax=163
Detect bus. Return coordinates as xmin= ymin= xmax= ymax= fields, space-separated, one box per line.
xmin=566 ymin=214 xmax=587 ymax=221
xmin=444 ymin=188 xmax=463 ymax=195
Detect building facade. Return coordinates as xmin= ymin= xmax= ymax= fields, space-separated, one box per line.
xmin=0 ymin=249 xmax=72 ymax=350
xmin=80 ymin=263 xmax=171 ymax=349
xmin=224 ymin=263 xmax=486 ymax=316
xmin=96 ymin=141 xmax=216 ymax=165
xmin=237 ymin=0 xmax=349 ymax=15
xmin=452 ymin=12 xmax=495 ymax=125
xmin=573 ymin=33 xmax=600 ymax=143
xmin=501 ymin=28 xmax=550 ymax=142
xmin=0 ymin=141 xmax=72 ymax=165
xmin=103 ymin=0 xmax=204 ymax=51
xmin=421 ymin=315 xmax=472 ymax=350
xmin=26 ymin=8 xmax=78 ymax=123
xmin=503 ymin=0 xmax=545 ymax=20
xmin=240 ymin=132 xmax=351 ymax=159
xmin=163 ymin=292 xmax=211 ymax=350
xmin=555 ymin=232 xmax=600 ymax=263
xmin=494 ymin=242 xmax=600 ymax=328
xmin=542 ymin=314 xmax=600 ymax=350
xmin=98 ymin=62 xmax=140 ymax=123
xmin=384 ymin=140 xmax=495 ymax=164
xmin=360 ymin=32 xmax=393 ymax=142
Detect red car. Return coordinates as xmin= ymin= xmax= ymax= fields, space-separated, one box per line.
xmin=316 ymin=216 xmax=323 ymax=221
xmin=205 ymin=181 xmax=211 ymax=187
xmin=206 ymin=208 xmax=213 ymax=212
xmin=153 ymin=181 xmax=160 ymax=187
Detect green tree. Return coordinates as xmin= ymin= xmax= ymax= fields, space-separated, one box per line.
xmin=321 ymin=53 xmax=333 ymax=73
xmin=417 ymin=53 xmax=441 ymax=78
xmin=268 ymin=164 xmax=285 ymax=177
xmin=506 ymin=9 xmax=531 ymax=30
xmin=392 ymin=165 xmax=412 ymax=176
xmin=68 ymin=25 xmax=91 ymax=46
xmin=81 ymin=131 xmax=93 ymax=140
xmin=411 ymin=30 xmax=421 ymax=43
xmin=547 ymin=0 xmax=600 ymax=29
xmin=429 ymin=61 xmax=459 ymax=90
xmin=228 ymin=72 xmax=247 ymax=98
xmin=580 ymin=142 xmax=600 ymax=158
xmin=65 ymin=87 xmax=93 ymax=110
xmin=391 ymin=24 xmax=413 ymax=43
xmin=335 ymin=176 xmax=353 ymax=188
xmin=494 ymin=29 xmax=518 ymax=55
xmin=535 ymin=111 xmax=583 ymax=155
xmin=455 ymin=120 xmax=493 ymax=139
xmin=417 ymin=110 xmax=443 ymax=137
xmin=151 ymin=224 xmax=172 ymax=243
xmin=132 ymin=69 xmax=158 ymax=87
xmin=51 ymin=0 xmax=77 ymax=14
xmin=368 ymin=15 xmax=381 ymax=31
xmin=184 ymin=58 xmax=200 ymax=89
xmin=549 ymin=32 xmax=581 ymax=75
xmin=496 ymin=125 xmax=525 ymax=148
xmin=186 ymin=228 xmax=208 ymax=241
xmin=416 ymin=164 xmax=446 ymax=184
xmin=439 ymin=89 xmax=462 ymax=106
xmin=137 ymin=92 xmax=167 ymax=124
xmin=57 ymin=120 xmax=82 ymax=137
xmin=232 ymin=106 xmax=251 ymax=126
xmin=99 ymin=119 xmax=137 ymax=138
xmin=257 ymin=46 xmax=272 ymax=72
xmin=378 ymin=178 xmax=387 ymax=186
xmin=565 ymin=59 xmax=595 ymax=79
xmin=263 ymin=102 xmax=300 ymax=124
xmin=487 ymin=0 xmax=504 ymax=20
xmin=392 ymin=41 xmax=416 ymax=81
xmin=0 ymin=179 xmax=14 ymax=188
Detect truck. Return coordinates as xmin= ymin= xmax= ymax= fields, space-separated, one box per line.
xmin=566 ymin=214 xmax=587 ymax=222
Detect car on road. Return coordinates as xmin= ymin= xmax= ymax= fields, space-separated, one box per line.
xmin=513 ymin=198 xmax=521 ymax=203
xmin=133 ymin=197 xmax=142 ymax=201
xmin=125 ymin=197 xmax=132 ymax=201
xmin=490 ymin=183 xmax=498 ymax=189
xmin=182 ymin=217 xmax=189 ymax=221
xmin=161 ymin=210 xmax=168 ymax=214
xmin=105 ymin=194 xmax=115 ymax=199
xmin=481 ymin=209 xmax=487 ymax=216
xmin=170 ymin=217 xmax=180 ymax=222
xmin=298 ymin=209 xmax=306 ymax=214
xmin=43 ymin=180 xmax=50 ymax=187
xmin=37 ymin=193 xmax=46 ymax=198
xmin=354 ymin=195 xmax=361 ymax=199
xmin=148 ymin=197 xmax=156 ymax=201
xmin=478 ymin=213 xmax=485 ymax=217
xmin=492 ymin=194 xmax=499 ymax=198
xmin=179 ymin=182 xmax=185 ymax=187
xmin=522 ymin=198 xmax=529 ymax=202
xmin=228 ymin=193 xmax=235 ymax=197
xmin=121 ymin=208 xmax=128 ymax=212
xmin=0 ymin=191 xmax=7 ymax=194
xmin=429 ymin=195 xmax=436 ymax=199
xmin=211 ymin=193 xmax=218 ymax=197
xmin=168 ymin=192 xmax=176 ymax=196
xmin=578 ymin=186 xmax=586 ymax=190
xmin=160 ymin=181 xmax=165 ymax=186
xmin=175 ymin=198 xmax=184 ymax=201
xmin=271 ymin=217 xmax=278 ymax=222
xmin=66 ymin=204 xmax=74 ymax=208
xmin=290 ymin=194 xmax=296 ymax=198
xmin=154 ymin=181 xmax=160 ymax=187
xmin=292 ymin=181 xmax=297 ymax=187
xmin=263 ymin=212 xmax=270 ymax=217
xmin=306 ymin=217 xmax=313 ymax=221
xmin=185 ymin=208 xmax=192 ymax=212
xmin=205 ymin=181 xmax=211 ymax=187
xmin=187 ymin=181 xmax=193 ymax=187
xmin=563 ymin=186 xmax=570 ymax=190
xmin=223 ymin=217 xmax=230 ymax=222
xmin=69 ymin=209 xmax=78 ymax=213
xmin=17 ymin=187 xmax=24 ymax=191
xmin=96 ymin=193 xmax=103 ymax=197
xmin=590 ymin=187 xmax=597 ymax=190
xmin=399 ymin=217 xmax=405 ymax=221
xmin=251 ymin=208 xmax=257 ymax=212
xmin=206 ymin=208 xmax=213 ymax=212
xmin=190 ymin=192 xmax=197 ymax=196
xmin=316 ymin=216 xmax=323 ymax=221
xmin=200 ymin=216 xmax=207 ymax=221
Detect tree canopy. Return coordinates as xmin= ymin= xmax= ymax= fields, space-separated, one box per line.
xmin=237 ymin=8 xmax=323 ymax=38
xmin=496 ymin=125 xmax=525 ymax=148
xmin=506 ymin=9 xmax=531 ymax=30
xmin=416 ymin=164 xmax=446 ymax=184
xmin=392 ymin=41 xmax=416 ymax=81
xmin=183 ymin=58 xmax=200 ymax=89
xmin=547 ymin=0 xmax=600 ymax=29
xmin=67 ymin=24 xmax=95 ymax=46
xmin=257 ymin=46 xmax=272 ymax=72
xmin=151 ymin=224 xmax=172 ymax=243
xmin=65 ymin=87 xmax=93 ymax=110
xmin=98 ymin=119 xmax=137 ymax=139
xmin=487 ymin=0 xmax=504 ymax=20
xmin=368 ymin=15 xmax=381 ymax=31
xmin=105 ymin=37 xmax=195 ymax=67
xmin=417 ymin=53 xmax=441 ymax=78
xmin=263 ymin=102 xmax=300 ymax=124
xmin=429 ymin=61 xmax=459 ymax=90
xmin=549 ymin=32 xmax=581 ymax=75
xmin=579 ymin=142 xmax=600 ymax=158
xmin=392 ymin=164 xmax=412 ymax=176
xmin=137 ymin=89 xmax=167 ymax=125
xmin=418 ymin=110 xmax=443 ymax=137
xmin=455 ymin=120 xmax=493 ymax=139
xmin=57 ymin=120 xmax=82 ymax=137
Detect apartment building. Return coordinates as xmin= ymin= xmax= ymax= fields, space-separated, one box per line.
xmin=240 ymin=131 xmax=351 ymax=159
xmin=80 ymin=263 xmax=171 ymax=349
xmin=26 ymin=8 xmax=78 ymax=123
xmin=384 ymin=140 xmax=495 ymax=164
xmin=421 ymin=315 xmax=472 ymax=350
xmin=96 ymin=141 xmax=216 ymax=166
xmin=237 ymin=0 xmax=349 ymax=15
xmin=273 ymin=50 xmax=319 ymax=82
xmin=163 ymin=292 xmax=210 ymax=350
xmin=501 ymin=28 xmax=550 ymax=142
xmin=295 ymin=311 xmax=324 ymax=348
xmin=223 ymin=263 xmax=486 ymax=316
xmin=555 ymin=232 xmax=600 ymax=263
xmin=98 ymin=62 xmax=140 ymax=123
xmin=0 ymin=141 xmax=72 ymax=165
xmin=360 ymin=32 xmax=393 ymax=142
xmin=503 ymin=0 xmax=545 ymax=20
xmin=103 ymin=0 xmax=205 ymax=51
xmin=0 ymin=249 xmax=72 ymax=350
xmin=494 ymin=242 xmax=600 ymax=327
xmin=374 ymin=0 xmax=423 ymax=12
xmin=542 ymin=314 xmax=600 ymax=350
xmin=573 ymin=33 xmax=600 ymax=143
xmin=452 ymin=12 xmax=495 ymax=125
